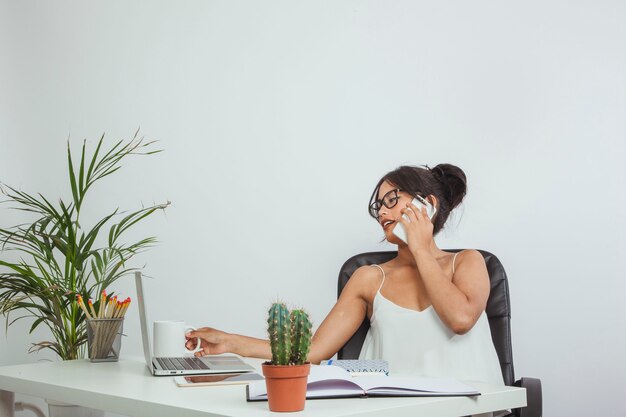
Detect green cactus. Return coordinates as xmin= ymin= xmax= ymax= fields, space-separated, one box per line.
xmin=267 ymin=303 xmax=312 ymax=365
xmin=267 ymin=303 xmax=291 ymax=365
xmin=289 ymin=309 xmax=312 ymax=365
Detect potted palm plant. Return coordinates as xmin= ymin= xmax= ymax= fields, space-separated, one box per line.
xmin=0 ymin=131 xmax=168 ymax=361
xmin=262 ymin=302 xmax=312 ymax=412
xmin=1 ymin=132 xmax=168 ymax=416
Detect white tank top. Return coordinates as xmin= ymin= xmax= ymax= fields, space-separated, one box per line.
xmin=358 ymin=256 xmax=505 ymax=386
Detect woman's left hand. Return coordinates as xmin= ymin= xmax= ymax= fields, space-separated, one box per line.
xmin=396 ymin=202 xmax=434 ymax=253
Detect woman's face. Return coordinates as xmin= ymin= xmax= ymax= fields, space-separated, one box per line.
xmin=374 ymin=181 xmax=414 ymax=244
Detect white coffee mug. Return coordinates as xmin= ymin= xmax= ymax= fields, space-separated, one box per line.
xmin=153 ymin=320 xmax=201 ymax=357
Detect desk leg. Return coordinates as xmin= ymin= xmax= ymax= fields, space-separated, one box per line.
xmin=0 ymin=390 xmax=14 ymax=417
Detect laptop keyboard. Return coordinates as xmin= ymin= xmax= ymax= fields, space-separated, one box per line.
xmin=156 ymin=357 xmax=209 ymax=370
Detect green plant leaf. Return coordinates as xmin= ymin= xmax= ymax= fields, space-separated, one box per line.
xmin=67 ymin=141 xmax=80 ymax=209
xmin=78 ymin=140 xmax=87 ymax=200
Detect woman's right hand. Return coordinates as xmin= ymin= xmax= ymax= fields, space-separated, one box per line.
xmin=186 ymin=327 xmax=231 ymax=357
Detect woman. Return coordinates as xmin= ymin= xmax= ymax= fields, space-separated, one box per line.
xmin=186 ymin=163 xmax=503 ymax=389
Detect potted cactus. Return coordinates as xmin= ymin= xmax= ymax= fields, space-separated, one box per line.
xmin=262 ymin=302 xmax=313 ymax=412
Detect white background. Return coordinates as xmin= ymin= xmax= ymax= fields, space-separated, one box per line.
xmin=1 ymin=1 xmax=625 ymax=416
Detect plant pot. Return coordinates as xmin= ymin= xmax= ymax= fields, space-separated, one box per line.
xmin=46 ymin=399 xmax=104 ymax=417
xmin=261 ymin=362 xmax=311 ymax=412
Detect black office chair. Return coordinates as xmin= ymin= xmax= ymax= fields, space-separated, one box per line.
xmin=337 ymin=250 xmax=542 ymax=417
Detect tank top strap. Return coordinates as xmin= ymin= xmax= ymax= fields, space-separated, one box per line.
xmin=371 ymin=264 xmax=386 ymax=292
xmin=452 ymin=251 xmax=460 ymax=275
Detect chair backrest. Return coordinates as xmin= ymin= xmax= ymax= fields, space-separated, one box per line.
xmin=336 ymin=249 xmax=516 ymax=386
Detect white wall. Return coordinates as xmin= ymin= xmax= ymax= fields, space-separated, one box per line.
xmin=1 ymin=1 xmax=625 ymax=416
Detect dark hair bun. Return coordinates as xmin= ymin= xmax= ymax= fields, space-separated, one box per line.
xmin=432 ymin=163 xmax=467 ymax=210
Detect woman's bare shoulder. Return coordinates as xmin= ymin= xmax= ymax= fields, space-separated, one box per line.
xmin=343 ymin=265 xmax=385 ymax=296
xmin=454 ymin=249 xmax=486 ymax=268
xmin=452 ymin=249 xmax=489 ymax=285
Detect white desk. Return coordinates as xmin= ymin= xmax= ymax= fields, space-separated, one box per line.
xmin=0 ymin=358 xmax=526 ymax=417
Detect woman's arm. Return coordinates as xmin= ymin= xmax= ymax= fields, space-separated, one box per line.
xmin=186 ymin=266 xmax=377 ymax=362
xmin=413 ymin=248 xmax=490 ymax=335
xmin=398 ymin=203 xmax=490 ymax=334
xmin=307 ymin=266 xmax=377 ymax=363
xmin=186 ymin=327 xmax=272 ymax=359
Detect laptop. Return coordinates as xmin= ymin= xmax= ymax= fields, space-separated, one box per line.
xmin=135 ymin=271 xmax=256 ymax=376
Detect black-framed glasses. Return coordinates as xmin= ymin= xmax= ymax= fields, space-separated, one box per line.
xmin=369 ymin=189 xmax=403 ymax=219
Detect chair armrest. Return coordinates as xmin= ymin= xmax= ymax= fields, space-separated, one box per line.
xmin=514 ymin=377 xmax=542 ymax=417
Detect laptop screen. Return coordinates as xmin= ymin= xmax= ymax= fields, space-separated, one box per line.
xmin=135 ymin=271 xmax=154 ymax=373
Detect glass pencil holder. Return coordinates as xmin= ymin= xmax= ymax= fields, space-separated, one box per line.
xmin=86 ymin=318 xmax=124 ymax=362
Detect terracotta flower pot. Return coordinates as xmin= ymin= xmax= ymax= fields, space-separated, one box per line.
xmin=261 ymin=362 xmax=311 ymax=412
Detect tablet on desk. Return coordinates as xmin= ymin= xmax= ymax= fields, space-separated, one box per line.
xmin=175 ymin=372 xmax=264 ymax=387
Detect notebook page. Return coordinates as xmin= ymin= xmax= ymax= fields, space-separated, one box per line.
xmin=247 ymin=365 xmax=360 ymax=399
xmin=356 ymin=375 xmax=479 ymax=395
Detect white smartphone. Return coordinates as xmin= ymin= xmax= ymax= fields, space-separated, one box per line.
xmin=392 ymin=196 xmax=437 ymax=243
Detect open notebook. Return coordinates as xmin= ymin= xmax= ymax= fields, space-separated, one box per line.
xmin=246 ymin=365 xmax=480 ymax=401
